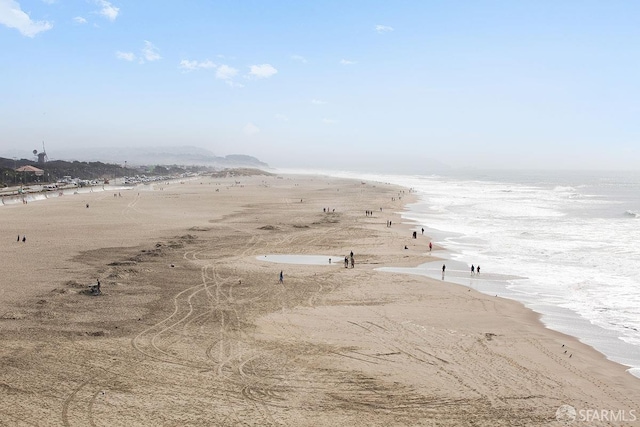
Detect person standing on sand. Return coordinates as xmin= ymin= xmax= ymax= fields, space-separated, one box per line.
xmin=471 ymin=265 xmax=475 ymax=275
xmin=22 ymin=235 xmax=26 ymax=242
xmin=17 ymin=235 xmax=20 ymax=242
xmin=442 ymin=264 xmax=445 ymax=279
xmin=477 ymin=265 xmax=480 ymax=275
xmin=421 ymin=228 xmax=424 ymax=235
xmin=429 ymin=242 xmax=432 ymax=252
xmin=344 ymin=256 xmax=349 ymax=268
xmin=279 ymin=271 xmax=283 ymax=284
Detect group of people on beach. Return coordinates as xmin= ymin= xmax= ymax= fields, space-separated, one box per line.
xmin=277 ymin=251 xmax=356 ymax=285
xmin=17 ymin=235 xmax=26 ymax=242
xmin=344 ymin=251 xmax=355 ymax=268
xmin=441 ymin=264 xmax=481 ymax=279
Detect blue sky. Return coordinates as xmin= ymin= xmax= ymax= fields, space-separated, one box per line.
xmin=1 ymin=1 xmax=638 ymax=171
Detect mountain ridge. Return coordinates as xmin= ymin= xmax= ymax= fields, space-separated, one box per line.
xmin=0 ymin=146 xmax=269 ymax=169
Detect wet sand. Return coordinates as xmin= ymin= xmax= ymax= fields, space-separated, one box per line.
xmin=0 ymin=173 xmax=638 ymax=426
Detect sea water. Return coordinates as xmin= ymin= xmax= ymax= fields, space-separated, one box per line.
xmin=288 ymin=168 xmax=640 ymax=377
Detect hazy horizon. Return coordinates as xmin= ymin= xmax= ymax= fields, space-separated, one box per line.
xmin=1 ymin=1 xmax=638 ymax=171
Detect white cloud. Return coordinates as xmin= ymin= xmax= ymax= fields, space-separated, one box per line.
xmin=225 ymin=80 xmax=244 ymax=88
xmin=248 ymin=64 xmax=277 ymax=79
xmin=322 ymin=118 xmax=338 ymax=124
xmin=216 ymin=64 xmax=238 ymax=80
xmin=291 ymin=55 xmax=307 ymax=63
xmin=197 ymin=60 xmax=216 ymax=69
xmin=375 ymin=24 xmax=394 ymax=33
xmin=311 ymin=99 xmax=326 ymax=105
xmin=96 ymin=0 xmax=119 ymax=21
xmin=116 ymin=51 xmax=135 ymax=61
xmin=0 ymin=0 xmax=53 ymax=37
xmin=179 ymin=59 xmax=216 ymax=71
xmin=118 ymin=41 xmax=160 ymax=64
xmin=243 ymin=122 xmax=260 ymax=135
xmin=340 ymin=59 xmax=356 ymax=65
xmin=73 ymin=16 xmax=87 ymax=24
xmin=141 ymin=40 xmax=161 ymax=62
xmin=275 ymin=114 xmax=288 ymax=121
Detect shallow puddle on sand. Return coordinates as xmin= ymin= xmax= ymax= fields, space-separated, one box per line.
xmin=257 ymin=255 xmax=345 ymax=265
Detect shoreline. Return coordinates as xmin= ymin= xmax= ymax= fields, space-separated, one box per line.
xmin=0 ymin=172 xmax=638 ymax=425
xmin=395 ymin=185 xmax=640 ymax=380
xmin=302 ymin=168 xmax=640 ymax=379
xmin=380 ymin=191 xmax=640 ymax=379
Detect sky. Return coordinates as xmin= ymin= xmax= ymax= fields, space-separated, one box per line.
xmin=1 ymin=0 xmax=639 ymax=172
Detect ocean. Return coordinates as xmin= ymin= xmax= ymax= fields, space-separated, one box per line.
xmin=294 ymin=168 xmax=640 ymax=378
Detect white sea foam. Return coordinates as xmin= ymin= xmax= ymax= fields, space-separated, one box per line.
xmin=287 ymin=168 xmax=640 ymax=375
xmin=625 ymin=210 xmax=640 ymax=218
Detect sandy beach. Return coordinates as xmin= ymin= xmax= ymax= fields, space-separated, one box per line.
xmin=0 ymin=173 xmax=638 ymax=426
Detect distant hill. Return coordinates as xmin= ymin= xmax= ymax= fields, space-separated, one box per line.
xmin=46 ymin=146 xmax=269 ymax=169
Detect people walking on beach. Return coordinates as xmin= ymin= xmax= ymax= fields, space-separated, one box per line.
xmin=442 ymin=264 xmax=446 ymax=279
xmin=279 ymin=271 xmax=283 ymax=284
xmin=471 ymin=265 xmax=475 ymax=275
xmin=477 ymin=265 xmax=480 ymax=275
xmin=429 ymin=242 xmax=432 ymax=252
xmin=17 ymin=235 xmax=20 ymax=242
xmin=421 ymin=228 xmax=424 ymax=235
xmin=22 ymin=235 xmax=26 ymax=242
xmin=344 ymin=256 xmax=349 ymax=268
